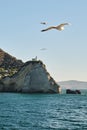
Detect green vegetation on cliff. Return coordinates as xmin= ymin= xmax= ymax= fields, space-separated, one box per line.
xmin=0 ymin=49 xmax=24 ymax=78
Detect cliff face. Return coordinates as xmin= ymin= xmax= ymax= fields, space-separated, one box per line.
xmin=0 ymin=60 xmax=60 ymax=93
xmin=0 ymin=48 xmax=23 ymax=69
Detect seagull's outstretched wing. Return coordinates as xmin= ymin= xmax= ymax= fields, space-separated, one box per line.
xmin=55 ymin=23 xmax=70 ymax=30
xmin=58 ymin=23 xmax=71 ymax=27
xmin=41 ymin=26 xmax=56 ymax=32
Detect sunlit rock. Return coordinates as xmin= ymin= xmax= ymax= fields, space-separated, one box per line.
xmin=0 ymin=60 xmax=60 ymax=93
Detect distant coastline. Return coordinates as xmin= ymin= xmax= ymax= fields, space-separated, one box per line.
xmin=58 ymin=80 xmax=87 ymax=89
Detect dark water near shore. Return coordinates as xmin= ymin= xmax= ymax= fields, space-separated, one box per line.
xmin=0 ymin=90 xmax=87 ymax=130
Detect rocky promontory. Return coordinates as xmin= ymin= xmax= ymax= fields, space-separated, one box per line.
xmin=0 ymin=60 xmax=60 ymax=93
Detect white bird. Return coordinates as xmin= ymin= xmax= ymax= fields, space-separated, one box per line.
xmin=41 ymin=23 xmax=71 ymax=32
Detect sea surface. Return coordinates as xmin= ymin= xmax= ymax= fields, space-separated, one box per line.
xmin=0 ymin=89 xmax=87 ymax=130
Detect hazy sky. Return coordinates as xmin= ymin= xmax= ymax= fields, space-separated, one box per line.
xmin=0 ymin=0 xmax=87 ymax=82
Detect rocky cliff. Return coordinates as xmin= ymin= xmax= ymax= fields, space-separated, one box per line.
xmin=0 ymin=60 xmax=60 ymax=93
xmin=0 ymin=48 xmax=23 ymax=69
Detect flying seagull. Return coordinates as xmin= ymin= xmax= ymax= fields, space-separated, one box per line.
xmin=40 ymin=22 xmax=47 ymax=25
xmin=41 ymin=23 xmax=71 ymax=32
xmin=40 ymin=48 xmax=47 ymax=51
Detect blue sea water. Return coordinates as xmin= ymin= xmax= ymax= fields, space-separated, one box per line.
xmin=0 ymin=90 xmax=87 ymax=130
